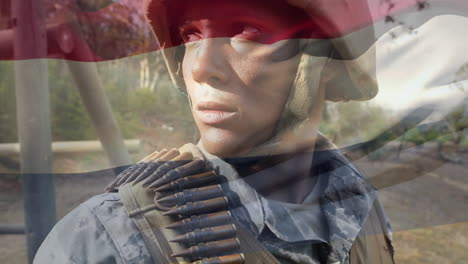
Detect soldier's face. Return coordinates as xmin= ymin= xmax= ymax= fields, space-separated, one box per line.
xmin=178 ymin=0 xmax=305 ymax=157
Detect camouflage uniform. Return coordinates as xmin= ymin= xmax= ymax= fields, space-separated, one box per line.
xmin=34 ymin=144 xmax=392 ymax=264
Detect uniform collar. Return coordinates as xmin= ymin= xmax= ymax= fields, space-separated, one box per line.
xmin=198 ymin=144 xmax=376 ymax=263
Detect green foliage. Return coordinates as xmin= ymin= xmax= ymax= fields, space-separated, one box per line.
xmin=76 ymin=0 xmax=114 ymax=12
xmin=402 ymin=105 xmax=467 ymax=145
xmin=0 ymin=56 xmax=194 ymax=144
xmin=98 ymin=55 xmax=193 ymax=139
xmin=447 ymin=105 xmax=468 ymax=137
xmin=77 ymin=0 xmax=153 ymax=60
xmin=320 ymin=100 xmax=468 ymax=148
xmin=320 ymin=101 xmax=391 ymax=146
xmin=0 ymin=62 xmax=17 ymax=143
xmin=49 ymin=61 xmax=96 ymax=140
xmin=403 ymin=128 xmax=427 ymax=145
xmin=367 ymin=147 xmax=393 ymax=161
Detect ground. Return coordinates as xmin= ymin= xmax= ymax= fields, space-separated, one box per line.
xmin=0 ymin=140 xmax=467 ymax=264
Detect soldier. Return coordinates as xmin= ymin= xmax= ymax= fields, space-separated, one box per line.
xmin=34 ymin=0 xmax=394 ymax=263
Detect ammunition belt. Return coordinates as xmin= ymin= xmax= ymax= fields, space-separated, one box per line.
xmin=107 ymin=147 xmax=245 ymax=264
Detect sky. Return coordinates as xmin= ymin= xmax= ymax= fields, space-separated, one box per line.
xmin=371 ymin=14 xmax=468 ymax=115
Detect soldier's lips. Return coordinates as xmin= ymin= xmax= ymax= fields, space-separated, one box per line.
xmin=196 ymin=110 xmax=238 ymax=125
xmin=195 ymin=102 xmax=238 ymax=125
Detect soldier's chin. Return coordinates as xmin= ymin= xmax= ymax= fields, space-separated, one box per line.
xmin=200 ymin=129 xmax=253 ymax=158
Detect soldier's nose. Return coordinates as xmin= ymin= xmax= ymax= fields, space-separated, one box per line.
xmin=191 ymin=39 xmax=229 ymax=86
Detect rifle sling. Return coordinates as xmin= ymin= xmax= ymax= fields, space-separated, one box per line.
xmin=237 ymin=228 xmax=280 ymax=264
xmin=120 ymin=183 xmax=184 ymax=264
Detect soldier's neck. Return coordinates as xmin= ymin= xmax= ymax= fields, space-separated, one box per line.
xmin=228 ymin=151 xmax=316 ymax=204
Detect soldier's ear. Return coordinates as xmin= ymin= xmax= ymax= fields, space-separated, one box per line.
xmin=188 ymin=95 xmax=194 ymax=110
xmin=175 ymin=46 xmax=185 ymax=73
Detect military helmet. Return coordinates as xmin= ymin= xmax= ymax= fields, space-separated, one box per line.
xmin=145 ymin=0 xmax=378 ymax=122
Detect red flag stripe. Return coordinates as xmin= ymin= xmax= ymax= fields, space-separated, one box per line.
xmin=0 ymin=0 xmax=467 ymax=61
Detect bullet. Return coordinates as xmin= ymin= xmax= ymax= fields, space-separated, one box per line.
xmin=141 ymin=160 xmax=182 ymax=187
xmin=117 ymin=149 xmax=167 ymax=186
xmin=165 ymin=211 xmax=232 ymax=232
xmin=104 ymin=149 xmax=166 ymax=192
xmin=129 ymin=161 xmax=162 ymax=185
xmin=133 ymin=148 xmax=180 ymax=186
xmin=118 ymin=163 xmax=148 ymax=185
xmin=192 ymin=253 xmax=245 ymax=264
xmin=141 ymin=151 xmax=192 ymax=187
xmin=171 ymin=238 xmax=240 ymax=259
xmin=105 ymin=163 xmax=140 ymax=191
xmin=163 ymin=148 xmax=180 ymax=157
xmin=157 ymin=184 xmax=224 ymax=207
xmin=114 ymin=164 xmax=141 ymax=186
xmin=104 ymin=172 xmax=126 ymax=191
xmin=152 ymin=151 xmax=193 ymax=180
xmin=163 ymin=197 xmax=228 ymax=217
xmin=104 ymin=179 xmax=118 ymax=192
xmin=173 ymin=151 xmax=193 ymax=161
xmin=170 ymin=224 xmax=237 ymax=245
xmin=139 ymin=149 xmax=166 ymax=163
xmin=127 ymin=149 xmax=169 ymax=184
xmin=155 ymin=171 xmax=218 ymax=192
xmin=121 ymin=163 xmax=148 ymax=184
xmin=147 ymin=159 xmax=204 ymax=189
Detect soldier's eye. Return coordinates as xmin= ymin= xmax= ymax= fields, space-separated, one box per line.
xmin=179 ymin=26 xmax=201 ymax=43
xmin=231 ymin=23 xmax=263 ymax=42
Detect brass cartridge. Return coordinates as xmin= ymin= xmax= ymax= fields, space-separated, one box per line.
xmin=157 ymin=184 xmax=223 ymax=207
xmin=147 ymin=158 xmax=204 ymax=189
xmin=163 ymin=197 xmax=228 ymax=217
xmin=165 ymin=211 xmax=232 ymax=232
xmin=171 ymin=238 xmax=240 ymax=259
xmin=155 ymin=171 xmax=218 ymax=192
xmin=170 ymin=224 xmax=237 ymax=245
xmin=141 ymin=152 xmax=192 ymax=187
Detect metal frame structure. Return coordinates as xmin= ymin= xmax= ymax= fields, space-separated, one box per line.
xmin=2 ymin=1 xmax=132 ymax=263
xmin=13 ymin=1 xmax=55 ymax=261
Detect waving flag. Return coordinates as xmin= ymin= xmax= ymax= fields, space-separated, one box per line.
xmin=0 ymin=0 xmax=467 ymax=61
xmin=0 ymin=0 xmax=156 ymax=61
xmin=1 ymin=1 xmax=468 ymax=263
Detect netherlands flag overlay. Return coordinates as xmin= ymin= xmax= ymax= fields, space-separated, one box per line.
xmin=1 ymin=0 xmax=468 ymax=263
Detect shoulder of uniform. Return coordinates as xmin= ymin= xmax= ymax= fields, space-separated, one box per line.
xmin=79 ymin=192 xmax=122 ymax=213
xmin=34 ymin=192 xmax=128 ymax=263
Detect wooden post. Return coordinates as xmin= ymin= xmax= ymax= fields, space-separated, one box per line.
xmin=12 ymin=0 xmax=56 ymax=262
xmin=67 ymin=61 xmax=132 ymax=167
xmin=0 ymin=139 xmax=141 ymax=155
